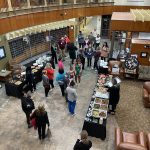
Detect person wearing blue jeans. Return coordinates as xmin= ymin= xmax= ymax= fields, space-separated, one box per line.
xmin=68 ymin=101 xmax=76 ymax=115
xmin=66 ymin=80 xmax=77 ymax=116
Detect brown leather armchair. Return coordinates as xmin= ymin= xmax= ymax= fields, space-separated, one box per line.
xmin=108 ymin=61 xmax=124 ymax=77
xmin=143 ymin=82 xmax=150 ymax=108
xmin=115 ymin=128 xmax=147 ymax=150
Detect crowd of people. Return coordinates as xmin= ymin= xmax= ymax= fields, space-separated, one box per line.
xmin=20 ymin=29 xmax=120 ymax=149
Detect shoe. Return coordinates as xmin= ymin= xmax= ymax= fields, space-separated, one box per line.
xmin=110 ymin=111 xmax=115 ymax=115
xmin=71 ymin=113 xmax=76 ymax=116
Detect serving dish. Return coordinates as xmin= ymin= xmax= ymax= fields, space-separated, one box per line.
xmin=92 ymin=109 xmax=99 ymax=118
xmin=99 ymin=110 xmax=107 ymax=119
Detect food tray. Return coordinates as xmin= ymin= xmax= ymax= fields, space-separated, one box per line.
xmin=99 ymin=110 xmax=107 ymax=119
xmin=92 ymin=109 xmax=99 ymax=118
xmin=15 ymin=81 xmax=22 ymax=85
xmin=93 ymin=103 xmax=100 ymax=109
xmin=94 ymin=98 xmax=102 ymax=104
xmin=101 ymin=99 xmax=109 ymax=105
xmin=99 ymin=104 xmax=108 ymax=110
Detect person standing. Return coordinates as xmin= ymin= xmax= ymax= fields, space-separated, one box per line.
xmin=66 ymin=80 xmax=77 ymax=116
xmin=93 ymin=48 xmax=100 ymax=71
xmin=85 ymin=44 xmax=94 ymax=68
xmin=42 ymin=70 xmax=50 ymax=97
xmin=30 ymin=105 xmax=50 ymax=140
xmin=74 ymin=130 xmax=92 ymax=150
xmin=78 ymin=31 xmax=85 ymax=48
xmin=67 ymin=42 xmax=77 ymax=64
xmin=95 ymin=34 xmax=101 ymax=49
xmin=100 ymin=42 xmax=109 ymax=61
xmin=21 ymin=92 xmax=35 ymax=128
xmin=58 ymin=37 xmax=66 ymax=61
xmin=75 ymin=59 xmax=82 ymax=84
xmin=51 ymin=44 xmax=58 ymax=64
xmin=58 ymin=57 xmax=64 ymax=70
xmin=56 ymin=68 xmax=66 ymax=97
xmin=25 ymin=66 xmax=36 ymax=92
xmin=108 ymin=78 xmax=120 ymax=115
xmin=45 ymin=63 xmax=55 ymax=89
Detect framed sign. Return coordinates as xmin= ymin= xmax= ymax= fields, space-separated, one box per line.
xmin=140 ymin=52 xmax=148 ymax=58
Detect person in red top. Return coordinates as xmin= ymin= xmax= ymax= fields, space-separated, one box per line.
xmin=45 ymin=63 xmax=55 ymax=90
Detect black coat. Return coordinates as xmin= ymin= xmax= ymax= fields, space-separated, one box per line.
xmin=68 ymin=43 xmax=77 ymax=59
xmin=74 ymin=139 xmax=92 ymax=150
xmin=30 ymin=110 xmax=50 ymax=127
xmin=21 ymin=96 xmax=35 ymax=113
xmin=108 ymin=85 xmax=120 ymax=105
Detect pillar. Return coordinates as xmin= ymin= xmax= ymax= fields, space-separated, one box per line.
xmin=110 ymin=31 xmax=115 ymax=58
xmin=59 ymin=0 xmax=63 ymax=5
xmin=44 ymin=0 xmax=47 ymax=6
xmin=96 ymin=16 xmax=102 ymax=35
xmin=7 ymin=0 xmax=13 ymax=11
xmin=74 ymin=0 xmax=77 ymax=4
xmin=27 ymin=0 xmax=31 ymax=8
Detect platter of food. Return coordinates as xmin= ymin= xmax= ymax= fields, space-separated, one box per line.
xmin=32 ymin=69 xmax=38 ymax=73
xmin=93 ymin=103 xmax=100 ymax=109
xmin=92 ymin=109 xmax=99 ymax=118
xmin=94 ymin=98 xmax=102 ymax=104
xmin=99 ymin=110 xmax=107 ymax=119
xmin=101 ymin=99 xmax=109 ymax=105
xmin=100 ymin=104 xmax=108 ymax=110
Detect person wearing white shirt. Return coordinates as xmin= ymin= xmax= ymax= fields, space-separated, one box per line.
xmin=95 ymin=34 xmax=101 ymax=49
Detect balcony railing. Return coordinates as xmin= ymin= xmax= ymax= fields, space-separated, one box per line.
xmin=0 ymin=0 xmax=114 ymax=18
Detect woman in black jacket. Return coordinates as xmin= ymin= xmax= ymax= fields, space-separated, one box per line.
xmin=21 ymin=92 xmax=35 ymax=128
xmin=31 ymin=105 xmax=50 ymax=140
xmin=74 ymin=130 xmax=92 ymax=150
xmin=67 ymin=42 xmax=77 ymax=64
xmin=26 ymin=66 xmax=36 ymax=92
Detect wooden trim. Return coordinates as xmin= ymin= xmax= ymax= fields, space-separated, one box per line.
xmin=0 ymin=5 xmax=150 ymax=34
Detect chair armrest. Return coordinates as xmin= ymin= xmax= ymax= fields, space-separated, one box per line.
xmin=115 ymin=128 xmax=123 ymax=147
xmin=118 ymin=143 xmax=147 ymax=150
xmin=147 ymin=134 xmax=150 ymax=150
xmin=143 ymin=89 xmax=149 ymax=98
xmin=138 ymin=132 xmax=147 ymax=147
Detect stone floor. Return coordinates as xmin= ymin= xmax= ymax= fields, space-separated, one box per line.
xmin=0 ymin=57 xmax=118 ymax=150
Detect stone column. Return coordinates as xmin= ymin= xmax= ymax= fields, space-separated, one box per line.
xmin=44 ymin=0 xmax=47 ymax=6
xmin=96 ymin=16 xmax=102 ymax=35
xmin=59 ymin=0 xmax=63 ymax=5
xmin=27 ymin=0 xmax=31 ymax=8
xmin=110 ymin=31 xmax=115 ymax=58
xmin=7 ymin=0 xmax=13 ymax=11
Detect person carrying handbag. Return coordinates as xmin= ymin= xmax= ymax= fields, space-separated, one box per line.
xmin=30 ymin=104 xmax=50 ymax=140
xmin=42 ymin=70 xmax=50 ymax=97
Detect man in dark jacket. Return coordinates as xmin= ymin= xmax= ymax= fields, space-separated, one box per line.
xmin=67 ymin=42 xmax=77 ymax=64
xmin=21 ymin=92 xmax=35 ymax=128
xmin=108 ymin=78 xmax=120 ymax=114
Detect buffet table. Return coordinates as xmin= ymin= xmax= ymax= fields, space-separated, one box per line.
xmin=82 ymin=74 xmax=110 ymax=140
xmin=5 ymin=66 xmax=43 ymax=98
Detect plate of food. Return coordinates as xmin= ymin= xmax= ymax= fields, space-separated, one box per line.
xmin=15 ymin=81 xmax=22 ymax=85
xmin=93 ymin=103 xmax=100 ymax=109
xmin=94 ymin=98 xmax=102 ymax=104
xmin=101 ymin=99 xmax=109 ymax=105
xmin=99 ymin=110 xmax=107 ymax=119
xmin=92 ymin=109 xmax=99 ymax=118
xmin=100 ymin=104 xmax=108 ymax=110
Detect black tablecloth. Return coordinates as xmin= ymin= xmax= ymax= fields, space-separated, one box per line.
xmin=98 ymin=66 xmax=108 ymax=74
xmin=5 ymin=67 xmax=43 ymax=98
xmin=83 ymin=119 xmax=106 ymax=140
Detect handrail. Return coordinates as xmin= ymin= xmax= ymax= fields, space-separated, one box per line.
xmin=0 ymin=1 xmax=114 ymax=19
